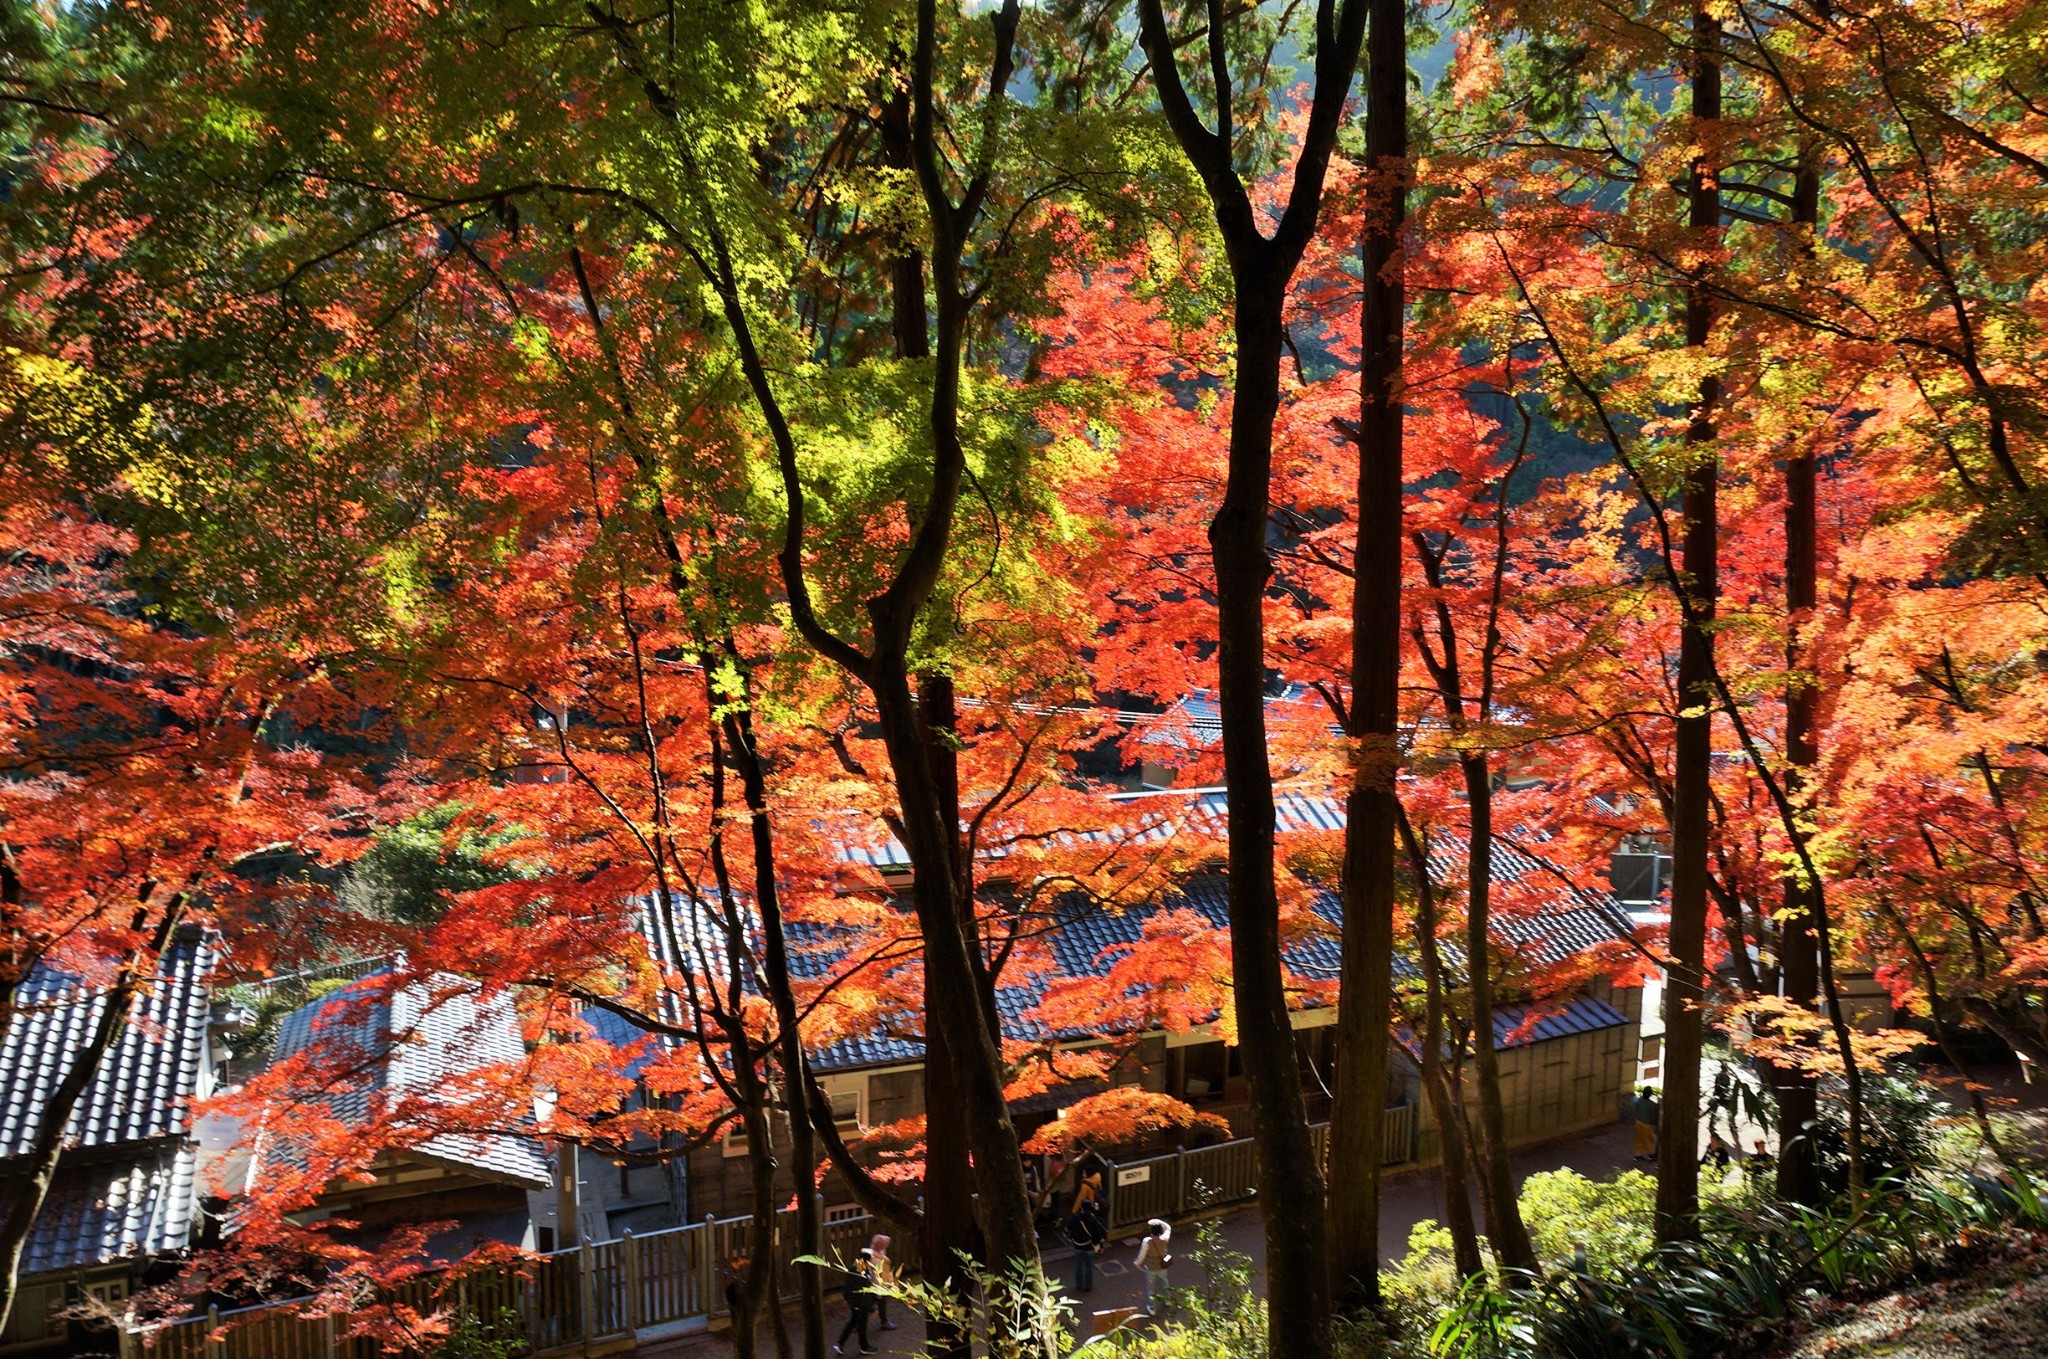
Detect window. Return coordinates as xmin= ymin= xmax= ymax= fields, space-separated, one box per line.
xmin=82 ymin=1278 xmax=129 ymax=1312
xmin=725 ymin=1079 xmax=864 ymax=1157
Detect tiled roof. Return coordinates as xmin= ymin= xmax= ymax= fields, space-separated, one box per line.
xmin=792 ymin=866 xmax=1630 ymax=1075
xmin=1135 ymin=686 xmax=1330 ymax=752
xmin=270 ymin=973 xmax=551 ymax=1190
xmin=1489 ymin=996 xmax=1630 ymax=1049
xmin=0 ymin=928 xmax=216 ymax=1159
xmin=20 ymin=1144 xmax=199 ymax=1276
xmin=605 ymin=790 xmax=1640 ymax=1078
xmin=1398 ymin=994 xmax=1630 ymax=1059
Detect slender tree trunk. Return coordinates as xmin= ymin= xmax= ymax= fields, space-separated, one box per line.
xmin=1774 ymin=169 xmax=1823 ymax=1200
xmin=1874 ymin=898 xmax=2013 ymax=1166
xmin=721 ymin=703 xmax=829 ymax=1357
xmin=874 ymin=99 xmax=979 ymax=1347
xmin=737 ymin=1092 xmax=785 ymax=1359
xmin=1212 ymin=278 xmax=1337 ymax=1359
xmin=1329 ymin=0 xmax=1407 ymax=1313
xmin=1129 ymin=6 xmax=1368 ymax=1351
xmin=1654 ymin=7 xmax=1721 ymax=1245
xmin=869 ymin=673 xmax=1038 ymax=1275
xmin=880 ymin=3 xmax=1040 ymax=1275
xmin=1461 ymin=756 xmax=1538 ymax=1271
xmin=1398 ymin=812 xmax=1485 ymax=1282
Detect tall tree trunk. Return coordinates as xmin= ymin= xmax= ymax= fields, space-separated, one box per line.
xmin=720 ymin=702 xmax=829 ymax=1357
xmin=1329 ymin=0 xmax=1407 ymax=1313
xmin=867 ymin=669 xmax=1038 ymax=1272
xmin=1461 ymin=756 xmax=1539 ymax=1271
xmin=918 ymin=672 xmax=983 ymax=1359
xmin=1213 ymin=278 xmax=1338 ymax=1359
xmin=875 ymin=92 xmax=979 ymax=1348
xmin=1398 ymin=811 xmax=1485 ymax=1282
xmin=1773 ymin=155 xmax=1823 ymax=1200
xmin=1654 ymin=7 xmax=1721 ymax=1245
xmin=1130 ymin=6 xmax=1368 ymax=1351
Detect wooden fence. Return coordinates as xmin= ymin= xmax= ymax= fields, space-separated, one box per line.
xmin=1102 ymin=1108 xmax=1415 ymax=1231
xmin=127 ymin=1109 xmax=1414 ymax=1356
xmin=127 ymin=1209 xmax=885 ymax=1359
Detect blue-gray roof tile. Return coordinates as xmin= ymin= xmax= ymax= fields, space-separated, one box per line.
xmin=20 ymin=1143 xmax=199 ymax=1275
xmin=269 ymin=973 xmax=551 ymax=1190
xmin=0 ymin=929 xmax=215 ymax=1159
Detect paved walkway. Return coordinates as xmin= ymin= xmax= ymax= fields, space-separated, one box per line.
xmin=636 ymin=1120 xmax=1639 ymax=1358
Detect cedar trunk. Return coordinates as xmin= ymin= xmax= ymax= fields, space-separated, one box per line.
xmin=1328 ymin=0 xmax=1407 ymax=1312
xmin=1654 ymin=7 xmax=1721 ymax=1245
xmin=1773 ymin=363 xmax=1823 ymax=1208
xmin=1770 ymin=148 xmax=1830 ymax=1209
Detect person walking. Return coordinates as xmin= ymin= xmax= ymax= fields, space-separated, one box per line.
xmin=832 ymin=1247 xmax=879 ymax=1356
xmin=1064 ymin=1201 xmax=1107 ymax=1294
xmin=1631 ymin=1086 xmax=1661 ymax=1162
xmin=869 ymin=1233 xmax=899 ymax=1331
xmin=1134 ymin=1219 xmax=1172 ymax=1316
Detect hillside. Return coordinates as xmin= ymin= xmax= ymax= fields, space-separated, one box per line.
xmin=1779 ymin=1239 xmax=2048 ymax=1359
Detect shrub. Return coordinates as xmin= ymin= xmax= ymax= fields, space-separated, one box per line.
xmin=1806 ymin=1070 xmax=1948 ymax=1199
xmin=1518 ymin=1169 xmax=1657 ymax=1278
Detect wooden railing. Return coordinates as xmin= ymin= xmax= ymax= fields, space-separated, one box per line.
xmin=128 ymin=1110 xmax=1416 ymax=1356
xmin=128 ymin=1208 xmax=881 ymax=1359
xmin=1104 ymin=1107 xmax=1417 ymax=1231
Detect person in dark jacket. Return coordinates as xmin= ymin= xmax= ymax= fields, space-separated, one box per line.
xmin=832 ymin=1248 xmax=879 ymax=1356
xmin=1064 ymin=1201 xmax=1108 ymax=1293
xmin=1631 ymin=1086 xmax=1661 ymax=1161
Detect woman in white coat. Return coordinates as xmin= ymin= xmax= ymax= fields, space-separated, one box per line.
xmin=1134 ymin=1219 xmax=1172 ymax=1316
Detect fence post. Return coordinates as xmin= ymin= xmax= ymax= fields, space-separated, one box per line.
xmin=1174 ymin=1147 xmax=1189 ymax=1216
xmin=577 ymin=1234 xmax=596 ymax=1351
xmin=205 ymin=1305 xmax=222 ymax=1359
xmin=699 ymin=1215 xmax=717 ymax=1318
xmin=624 ymin=1230 xmax=641 ymax=1332
xmin=323 ymin=1311 xmax=337 ymax=1359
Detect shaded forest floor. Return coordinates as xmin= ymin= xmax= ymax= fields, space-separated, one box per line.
xmin=1773 ymin=1235 xmax=2048 ymax=1359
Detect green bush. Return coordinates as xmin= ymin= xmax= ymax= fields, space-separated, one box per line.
xmin=1805 ymin=1071 xmax=1948 ymax=1200
xmin=1427 ymin=1163 xmax=2048 ymax=1359
xmin=1519 ymin=1169 xmax=1657 ymax=1278
xmin=416 ymin=1307 xmax=528 ymax=1358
